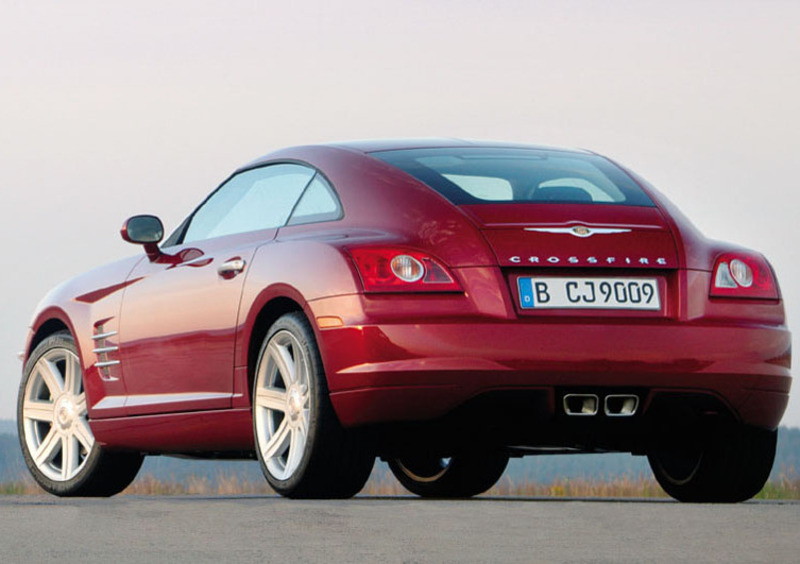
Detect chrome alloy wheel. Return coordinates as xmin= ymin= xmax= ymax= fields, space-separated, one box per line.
xmin=254 ymin=329 xmax=311 ymax=481
xmin=21 ymin=347 xmax=95 ymax=482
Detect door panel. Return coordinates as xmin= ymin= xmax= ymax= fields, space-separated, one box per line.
xmin=118 ymin=231 xmax=269 ymax=415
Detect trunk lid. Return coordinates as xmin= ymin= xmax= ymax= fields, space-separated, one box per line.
xmin=461 ymin=203 xmax=679 ymax=269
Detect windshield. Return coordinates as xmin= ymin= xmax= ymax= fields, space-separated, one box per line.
xmin=372 ymin=147 xmax=654 ymax=207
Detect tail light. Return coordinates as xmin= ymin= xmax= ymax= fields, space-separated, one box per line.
xmin=348 ymin=247 xmax=461 ymax=293
xmin=710 ymin=253 xmax=779 ymax=299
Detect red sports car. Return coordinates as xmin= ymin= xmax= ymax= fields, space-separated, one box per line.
xmin=18 ymin=140 xmax=791 ymax=501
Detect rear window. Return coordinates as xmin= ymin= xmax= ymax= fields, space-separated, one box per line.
xmin=372 ymin=147 xmax=654 ymax=207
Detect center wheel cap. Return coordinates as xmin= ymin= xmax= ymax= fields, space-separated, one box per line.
xmin=55 ymin=396 xmax=75 ymax=429
xmin=287 ymin=388 xmax=303 ymax=420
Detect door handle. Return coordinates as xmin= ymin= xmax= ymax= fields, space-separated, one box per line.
xmin=217 ymin=258 xmax=246 ymax=278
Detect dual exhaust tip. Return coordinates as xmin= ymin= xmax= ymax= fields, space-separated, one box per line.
xmin=563 ymin=394 xmax=639 ymax=417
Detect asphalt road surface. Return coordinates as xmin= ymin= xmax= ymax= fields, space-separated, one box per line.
xmin=1 ymin=495 xmax=798 ymax=563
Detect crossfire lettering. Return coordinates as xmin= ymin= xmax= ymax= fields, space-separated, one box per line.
xmin=508 ymin=256 xmax=669 ymax=265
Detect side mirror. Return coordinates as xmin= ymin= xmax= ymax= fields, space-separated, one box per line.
xmin=121 ymin=215 xmax=164 ymax=260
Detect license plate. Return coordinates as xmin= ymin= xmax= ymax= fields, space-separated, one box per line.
xmin=517 ymin=277 xmax=661 ymax=310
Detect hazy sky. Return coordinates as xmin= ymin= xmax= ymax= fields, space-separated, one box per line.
xmin=2 ymin=0 xmax=799 ymax=425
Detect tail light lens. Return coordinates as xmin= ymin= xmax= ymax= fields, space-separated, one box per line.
xmin=348 ymin=248 xmax=461 ymax=293
xmin=710 ymin=253 xmax=779 ymax=299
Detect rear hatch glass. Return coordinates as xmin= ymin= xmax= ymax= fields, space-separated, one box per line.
xmin=371 ymin=147 xmax=655 ymax=207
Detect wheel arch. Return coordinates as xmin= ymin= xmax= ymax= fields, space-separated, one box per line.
xmin=28 ymin=318 xmax=70 ymax=356
xmin=26 ymin=307 xmax=80 ymax=361
xmin=244 ymin=291 xmax=313 ymax=404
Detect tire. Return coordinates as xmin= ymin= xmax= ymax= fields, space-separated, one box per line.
xmin=252 ymin=312 xmax=375 ymax=498
xmin=17 ymin=332 xmax=144 ymax=497
xmin=648 ymin=424 xmax=776 ymax=503
xmin=389 ymin=451 xmax=509 ymax=498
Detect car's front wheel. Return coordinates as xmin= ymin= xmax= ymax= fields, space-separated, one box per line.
xmin=18 ymin=332 xmax=143 ymax=497
xmin=648 ymin=424 xmax=776 ymax=503
xmin=252 ymin=312 xmax=375 ymax=498
xmin=388 ymin=451 xmax=509 ymax=498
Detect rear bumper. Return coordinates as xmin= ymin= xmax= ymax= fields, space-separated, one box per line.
xmin=319 ymin=320 xmax=791 ymax=430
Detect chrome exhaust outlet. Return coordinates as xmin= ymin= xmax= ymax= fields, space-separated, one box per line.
xmin=563 ymin=394 xmax=599 ymax=416
xmin=604 ymin=395 xmax=639 ymax=417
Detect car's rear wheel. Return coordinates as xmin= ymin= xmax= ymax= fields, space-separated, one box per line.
xmin=648 ymin=424 xmax=776 ymax=503
xmin=253 ymin=312 xmax=375 ymax=498
xmin=18 ymin=332 xmax=143 ymax=497
xmin=388 ymin=451 xmax=509 ymax=498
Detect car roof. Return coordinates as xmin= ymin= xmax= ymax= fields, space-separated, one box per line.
xmin=239 ymin=139 xmax=592 ymax=172
xmin=325 ymin=138 xmax=590 ymax=154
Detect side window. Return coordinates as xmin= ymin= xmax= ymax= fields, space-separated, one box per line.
xmin=287 ymin=174 xmax=342 ymax=226
xmin=182 ymin=164 xmax=315 ymax=243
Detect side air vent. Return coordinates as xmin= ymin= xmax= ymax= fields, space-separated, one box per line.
xmin=92 ymin=324 xmax=120 ymax=381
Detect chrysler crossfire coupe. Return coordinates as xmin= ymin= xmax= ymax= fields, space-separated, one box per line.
xmin=18 ymin=139 xmax=791 ymax=501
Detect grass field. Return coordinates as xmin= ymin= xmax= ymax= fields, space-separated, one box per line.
xmin=3 ymin=470 xmax=799 ymax=499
